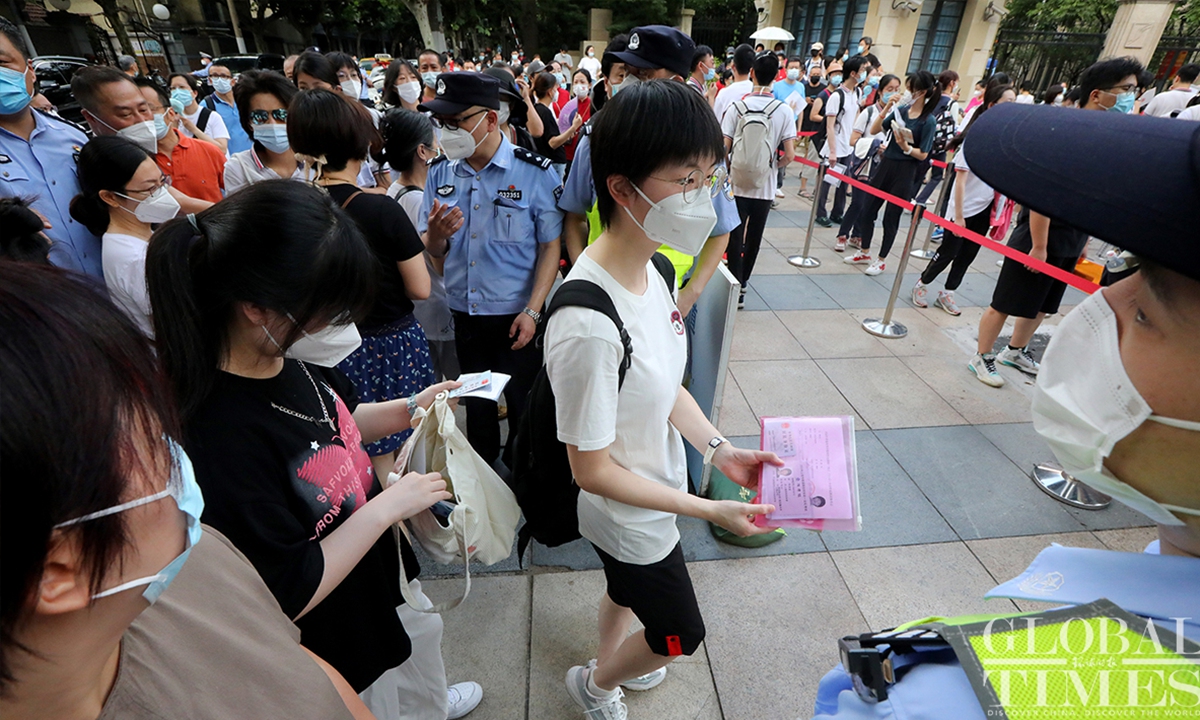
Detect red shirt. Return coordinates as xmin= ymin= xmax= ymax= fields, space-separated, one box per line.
xmin=156 ymin=131 xmax=226 ymax=203
xmin=553 ymin=87 xmax=570 ymax=115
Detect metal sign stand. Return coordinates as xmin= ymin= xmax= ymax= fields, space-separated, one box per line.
xmin=1031 ymin=464 xmax=1112 ymax=510
xmin=862 ymin=204 xmax=925 ymax=339
xmin=788 ymin=162 xmax=825 ymax=269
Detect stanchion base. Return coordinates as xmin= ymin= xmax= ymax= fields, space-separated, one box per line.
xmin=909 ymin=249 xmax=936 ymax=260
xmin=862 ymin=318 xmax=908 ymax=338
xmin=787 ymin=255 xmax=821 ymax=268
xmin=1030 ymin=464 xmax=1111 ymax=510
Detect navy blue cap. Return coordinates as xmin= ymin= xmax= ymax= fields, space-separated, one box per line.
xmin=482 ymin=66 xmax=522 ymax=101
xmin=418 ymin=72 xmax=500 ymax=115
xmin=965 ymin=104 xmax=1200 ymax=281
xmin=610 ymin=25 xmax=695 ymax=80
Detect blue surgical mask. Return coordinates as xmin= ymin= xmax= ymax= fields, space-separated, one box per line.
xmin=786 ymin=68 xmax=800 ymax=81
xmin=212 ymin=77 xmax=232 ymax=95
xmin=152 ymin=112 xmax=170 ymax=140
xmin=54 ymin=440 xmax=204 ymax=604
xmin=254 ymin=123 xmax=290 ymax=154
xmin=705 ymin=67 xmax=716 ymax=81
xmin=0 ymin=65 xmax=33 ymax=115
xmin=1109 ymin=90 xmax=1135 ymax=114
xmin=881 ymin=90 xmax=897 ymax=104
xmin=829 ymin=74 xmax=842 ymax=86
xmin=422 ymin=71 xmax=439 ymax=88
xmin=169 ymin=88 xmax=193 ymax=112
xmin=867 ymin=75 xmax=880 ymax=87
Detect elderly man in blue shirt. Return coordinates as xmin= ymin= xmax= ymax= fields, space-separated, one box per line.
xmin=418 ymin=71 xmax=563 ymax=468
xmin=0 ymin=18 xmax=101 ymax=277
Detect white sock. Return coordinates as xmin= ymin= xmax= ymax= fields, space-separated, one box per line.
xmin=586 ymin=669 xmax=620 ymax=699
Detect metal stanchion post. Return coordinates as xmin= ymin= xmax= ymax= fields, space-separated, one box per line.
xmin=910 ymin=170 xmax=950 ymax=260
xmin=1031 ymin=464 xmax=1112 ymax=509
xmin=862 ymin=203 xmax=925 ymax=339
xmin=788 ymin=162 xmax=825 ymax=269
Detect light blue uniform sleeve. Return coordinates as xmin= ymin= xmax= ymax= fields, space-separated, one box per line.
xmin=557 ymin=133 xmax=594 ymax=215
xmin=531 ymin=166 xmax=565 ymax=244
xmin=711 ymin=180 xmax=740 ymax=237
xmin=417 ymin=165 xmax=439 ymax=235
xmin=810 ymin=659 xmax=986 ymax=720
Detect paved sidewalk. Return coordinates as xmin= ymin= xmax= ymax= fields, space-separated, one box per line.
xmin=418 ymin=169 xmax=1152 ymax=720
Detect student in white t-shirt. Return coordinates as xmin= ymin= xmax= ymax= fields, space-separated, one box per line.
xmin=68 ymin=137 xmax=181 ymax=338
xmin=722 ymin=52 xmax=796 ymax=306
xmin=813 ymin=56 xmax=864 ymax=226
xmin=712 ymin=44 xmax=755 ymax=123
xmin=168 ymin=72 xmax=230 ymax=154
xmin=912 ymin=84 xmax=1017 ymax=316
xmin=546 ymin=80 xmax=781 ymax=720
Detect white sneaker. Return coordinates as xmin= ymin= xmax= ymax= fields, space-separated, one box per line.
xmin=775 ymin=188 xmax=786 ymax=198
xmin=969 ymin=353 xmax=1006 ymax=388
xmin=566 ymin=665 xmax=628 ymax=719
xmin=864 ymin=259 xmax=886 ymax=276
xmin=587 ymin=659 xmax=667 ymax=691
xmin=447 ymin=681 xmax=483 ymax=719
xmin=934 ymin=290 xmax=960 ymax=316
xmin=911 ymin=281 xmax=928 ymax=308
xmin=998 ymin=346 xmax=1040 ymax=375
xmin=843 ymin=252 xmax=872 ymax=265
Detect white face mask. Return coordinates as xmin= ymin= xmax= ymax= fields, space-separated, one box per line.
xmin=573 ymin=84 xmax=588 ymax=98
xmin=440 ymin=111 xmax=489 ymax=160
xmin=92 ymin=115 xmax=158 ymax=155
xmin=116 ymin=184 xmax=181 ymax=224
xmin=1031 ymin=290 xmax=1200 ymax=526
xmin=397 ymin=80 xmax=422 ymax=104
xmin=496 ymin=103 xmax=511 ymax=126
xmin=286 ymin=319 xmax=362 ymax=367
xmin=612 ymin=73 xmax=640 ymax=96
xmin=623 ymin=181 xmax=718 ymax=256
xmin=340 ymin=78 xmax=362 ymax=98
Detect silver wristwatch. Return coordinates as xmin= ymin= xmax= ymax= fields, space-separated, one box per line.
xmin=522 ymin=307 xmax=542 ymax=323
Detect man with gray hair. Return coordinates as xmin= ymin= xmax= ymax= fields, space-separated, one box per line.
xmin=117 ymin=54 xmax=139 ymax=77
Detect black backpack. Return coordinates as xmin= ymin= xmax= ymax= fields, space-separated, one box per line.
xmin=810 ymin=87 xmax=846 ymax=156
xmin=509 ymin=252 xmax=675 ymax=563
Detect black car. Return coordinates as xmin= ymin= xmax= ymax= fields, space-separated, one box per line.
xmin=211 ymin=53 xmax=285 ymax=75
xmin=31 ymin=56 xmax=93 ymax=125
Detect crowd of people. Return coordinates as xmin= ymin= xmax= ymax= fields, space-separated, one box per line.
xmin=2 ymin=12 xmax=1198 ymax=720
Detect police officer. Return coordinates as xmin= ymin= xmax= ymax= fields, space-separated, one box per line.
xmin=811 ymin=105 xmax=1200 ymax=719
xmin=0 ymin=18 xmax=101 ymax=277
xmin=558 ymin=25 xmax=742 ymax=316
xmin=418 ymin=72 xmax=564 ymax=467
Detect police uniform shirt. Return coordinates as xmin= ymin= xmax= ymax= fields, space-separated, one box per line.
xmin=418 ymin=134 xmax=564 ymax=316
xmin=0 ymin=111 xmax=102 ymax=277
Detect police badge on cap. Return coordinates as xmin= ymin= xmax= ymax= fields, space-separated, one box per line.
xmin=629 ymin=33 xmax=640 ymax=50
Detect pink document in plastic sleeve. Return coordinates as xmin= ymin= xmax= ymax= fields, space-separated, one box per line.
xmin=753 ymin=416 xmax=861 ymax=532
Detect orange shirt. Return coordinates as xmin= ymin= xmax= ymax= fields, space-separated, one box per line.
xmin=156 ymin=131 xmax=226 ymax=203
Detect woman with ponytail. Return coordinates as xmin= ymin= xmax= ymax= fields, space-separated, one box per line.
xmin=842 ymin=70 xmax=943 ymax=277
xmin=911 ymin=83 xmax=1016 ymax=315
xmin=70 ymin=135 xmax=178 ymax=337
xmin=144 ymin=179 xmax=478 ymax=719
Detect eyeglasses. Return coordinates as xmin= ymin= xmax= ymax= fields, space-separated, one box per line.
xmin=249 ymin=108 xmax=288 ymax=125
xmin=1104 ymin=83 xmax=1137 ymax=95
xmin=647 ymin=166 xmax=728 ymax=204
xmin=208 ymin=72 xmax=233 ymax=81
xmin=122 ymin=175 xmax=172 ymax=197
xmin=431 ymin=108 xmax=488 ymax=131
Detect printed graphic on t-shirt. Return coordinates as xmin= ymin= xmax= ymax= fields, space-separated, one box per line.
xmin=670 ymin=310 xmax=685 ymax=335
xmin=290 ymin=385 xmax=375 ymax=539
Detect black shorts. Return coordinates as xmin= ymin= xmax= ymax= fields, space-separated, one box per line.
xmin=990 ymin=254 xmax=1078 ymax=319
xmin=592 ymin=543 xmax=706 ymax=657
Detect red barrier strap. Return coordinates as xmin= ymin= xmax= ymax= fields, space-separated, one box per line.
xmin=797 ymin=131 xmax=818 ymax=137
xmin=930 ymin=158 xmax=949 ymax=170
xmin=793 ymin=156 xmax=1100 ymax=295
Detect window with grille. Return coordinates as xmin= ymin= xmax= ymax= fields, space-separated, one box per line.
xmin=782 ymin=0 xmax=871 ymax=59
xmin=907 ymin=0 xmax=967 ymax=75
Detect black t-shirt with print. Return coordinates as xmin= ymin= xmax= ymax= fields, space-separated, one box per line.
xmin=325 ymin=183 xmax=426 ymax=331
xmin=186 ymin=360 xmax=420 ymax=692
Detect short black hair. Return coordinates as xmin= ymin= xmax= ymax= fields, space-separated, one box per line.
xmin=0 ymin=17 xmax=29 ymax=60
xmin=70 ymin=65 xmax=138 ymax=114
xmin=1079 ymin=57 xmax=1144 ymax=105
xmin=419 ymin=48 xmax=447 ymax=68
xmin=134 ymin=76 xmax=169 ymax=107
xmin=168 ymin=72 xmax=202 ymax=94
xmin=733 ymin=44 xmax=755 ymax=75
xmin=751 ymin=52 xmax=779 ymax=86
xmin=1178 ymin=63 xmax=1200 ymax=84
xmin=591 ymin=80 xmax=724 ymax=227
xmin=378 ymin=107 xmax=434 ymax=175
xmin=0 ymin=197 xmax=50 ymax=264
xmin=601 ymin=34 xmax=630 ymax=80
xmin=287 ymin=88 xmax=379 ymax=172
xmin=233 ymin=69 xmax=297 ymax=139
xmin=294 ymin=50 xmax=338 ymax=86
xmin=843 ymin=56 xmax=868 ymax=78
xmin=325 ymin=51 xmax=357 ymax=73
xmin=690 ymin=45 xmax=713 ymax=73
xmin=786 ymin=56 xmax=802 ymax=68
xmin=2 ymin=263 xmax=180 ymax=689
xmin=382 ymin=58 xmax=419 ymax=106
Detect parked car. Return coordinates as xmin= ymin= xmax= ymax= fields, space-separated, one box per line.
xmin=211 ymin=53 xmax=285 ymax=76
xmin=31 ymin=55 xmax=93 ymax=125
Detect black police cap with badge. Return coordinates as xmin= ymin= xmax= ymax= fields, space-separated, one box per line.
xmin=418 ymin=72 xmax=501 ymax=116
xmin=609 ymin=24 xmax=696 ymax=80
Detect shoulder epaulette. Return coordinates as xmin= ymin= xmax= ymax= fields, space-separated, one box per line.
xmin=35 ymin=109 xmax=90 ymax=137
xmin=426 ymin=153 xmax=448 ymax=168
xmin=513 ymin=146 xmax=553 ymax=170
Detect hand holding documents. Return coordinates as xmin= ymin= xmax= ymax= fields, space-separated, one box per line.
xmin=447 ymin=371 xmax=511 ymax=402
xmin=890 ymin=119 xmax=914 ymax=144
xmin=754 ymin=416 xmax=861 ymax=531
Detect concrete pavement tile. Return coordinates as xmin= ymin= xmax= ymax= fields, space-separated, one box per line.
xmin=717 ymin=370 xmax=762 ymax=437
xmin=772 ymin=245 xmax=867 ymax=274
xmin=815 ymin=356 xmax=968 ymax=430
xmin=749 ymin=247 xmax=806 ymax=275
xmin=965 ymin=532 xmax=1106 ymax=611
xmin=874 ymin=425 xmax=1086 ymax=539
xmin=919 ymin=303 xmax=985 ymax=330
xmin=729 ymin=359 xmax=862 ymax=426
xmin=765 ymin=212 xmax=801 ymax=228
xmin=775 ymin=210 xmax=811 ymax=226
xmin=531 ymin=537 xmax=603 ymax=570
xmin=529 ymin=570 xmax=721 ymax=720
xmin=729 ymin=310 xmax=809 ymax=361
xmin=810 ymin=273 xmax=897 ymax=309
xmin=947 ymin=271 xmax=999 ymax=308
xmin=820 ymin=430 xmax=958 ymax=551
xmin=899 ymin=354 xmax=1034 ymax=426
xmin=424 ymin=573 xmax=531 ymax=719
xmin=690 ymin=553 xmax=868 ymax=720
xmin=1092 ymin=527 xmax=1159 ymax=553
xmin=748 ymin=275 xmax=840 ymax=311
xmin=976 ymin=423 xmax=1154 ymax=531
xmin=776 ymin=309 xmax=893 ymax=359
xmin=830 ymin=542 xmax=1021 ymax=630
xmin=741 ymin=285 xmax=770 ymax=311
xmin=844 ymin=307 xmax=967 ymax=357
